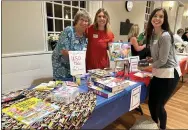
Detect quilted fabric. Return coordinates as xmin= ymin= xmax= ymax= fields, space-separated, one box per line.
xmin=2 ymin=89 xmax=96 ymax=129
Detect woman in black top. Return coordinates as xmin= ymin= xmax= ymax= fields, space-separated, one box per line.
xmin=128 ymin=24 xmax=150 ymax=59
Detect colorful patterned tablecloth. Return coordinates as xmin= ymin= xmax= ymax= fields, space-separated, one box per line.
xmin=2 ymin=79 xmax=148 ymax=130
xmin=1 ymin=89 xmax=96 ymax=129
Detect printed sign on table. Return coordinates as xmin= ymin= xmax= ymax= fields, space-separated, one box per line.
xmin=129 ymin=85 xmax=141 ymax=111
xmin=129 ymin=56 xmax=140 ymax=72
xmin=69 ymin=51 xmax=86 ymax=76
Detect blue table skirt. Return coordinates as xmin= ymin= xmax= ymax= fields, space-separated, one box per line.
xmin=28 ymin=80 xmax=147 ymax=129
xmin=80 ymin=82 xmax=147 ymax=129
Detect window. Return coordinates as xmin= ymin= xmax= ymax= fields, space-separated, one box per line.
xmin=144 ymin=1 xmax=154 ymax=23
xmin=45 ymin=1 xmax=87 ymax=51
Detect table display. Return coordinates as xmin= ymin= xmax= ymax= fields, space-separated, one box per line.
xmin=2 ymin=69 xmax=148 ymax=129
xmin=2 ymin=89 xmax=96 ymax=129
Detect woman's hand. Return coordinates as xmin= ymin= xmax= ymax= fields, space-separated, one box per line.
xmin=130 ymin=37 xmax=145 ymax=51
xmin=138 ymin=65 xmax=152 ymax=71
xmin=61 ymin=50 xmax=69 ymax=61
xmin=146 ymin=56 xmax=153 ymax=63
xmin=61 ymin=50 xmax=69 ymax=56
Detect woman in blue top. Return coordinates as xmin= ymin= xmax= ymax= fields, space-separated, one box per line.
xmin=52 ymin=10 xmax=91 ymax=80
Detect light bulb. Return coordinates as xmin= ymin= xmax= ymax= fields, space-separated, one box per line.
xmin=169 ymin=1 xmax=173 ymax=10
xmin=65 ymin=14 xmax=68 ymax=19
xmin=183 ymin=10 xmax=188 ymax=18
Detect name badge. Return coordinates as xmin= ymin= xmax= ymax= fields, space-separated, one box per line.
xmin=153 ymin=40 xmax=158 ymax=45
xmin=93 ymin=34 xmax=98 ymax=38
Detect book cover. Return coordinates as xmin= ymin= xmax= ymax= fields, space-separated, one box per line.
xmin=88 ymin=85 xmax=124 ymax=98
xmin=2 ymin=90 xmax=25 ymax=103
xmin=109 ymin=42 xmax=131 ymax=61
xmin=94 ymin=77 xmax=130 ymax=93
xmin=52 ymin=86 xmax=79 ymax=104
xmin=88 ymin=69 xmax=111 ymax=78
xmin=65 ymin=81 xmax=78 ymax=87
xmin=2 ymin=97 xmax=59 ymax=126
xmin=52 ymin=86 xmax=79 ymax=96
xmin=34 ymin=83 xmax=54 ymax=91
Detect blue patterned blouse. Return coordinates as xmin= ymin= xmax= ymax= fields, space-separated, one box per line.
xmin=52 ymin=26 xmax=87 ymax=80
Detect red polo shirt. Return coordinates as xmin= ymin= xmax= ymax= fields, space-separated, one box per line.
xmin=86 ymin=25 xmax=114 ymax=70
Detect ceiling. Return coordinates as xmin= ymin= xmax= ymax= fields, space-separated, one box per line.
xmin=180 ymin=0 xmax=188 ymax=5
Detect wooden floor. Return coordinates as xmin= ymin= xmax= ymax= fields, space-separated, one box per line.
xmin=103 ymin=74 xmax=188 ymax=129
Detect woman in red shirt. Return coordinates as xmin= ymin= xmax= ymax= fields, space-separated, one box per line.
xmin=86 ymin=8 xmax=114 ymax=70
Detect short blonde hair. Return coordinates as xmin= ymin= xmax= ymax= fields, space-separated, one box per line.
xmin=93 ymin=8 xmax=111 ymax=33
xmin=128 ymin=24 xmax=139 ymax=39
xmin=73 ymin=10 xmax=92 ymax=26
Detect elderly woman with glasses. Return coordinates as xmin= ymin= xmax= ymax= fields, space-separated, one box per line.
xmin=52 ymin=10 xmax=91 ymax=81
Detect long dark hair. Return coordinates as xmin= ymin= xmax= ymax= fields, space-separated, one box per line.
xmin=146 ymin=8 xmax=174 ymax=45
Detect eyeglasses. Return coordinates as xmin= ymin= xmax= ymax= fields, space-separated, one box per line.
xmin=79 ymin=18 xmax=89 ymax=23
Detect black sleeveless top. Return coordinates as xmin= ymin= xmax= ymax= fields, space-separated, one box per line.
xmin=128 ymin=38 xmax=151 ymax=60
xmin=128 ymin=38 xmax=139 ymax=57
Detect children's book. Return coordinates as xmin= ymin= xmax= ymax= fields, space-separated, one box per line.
xmin=88 ymin=85 xmax=124 ymax=98
xmin=65 ymin=81 xmax=78 ymax=87
xmin=51 ymin=86 xmax=79 ymax=104
xmin=93 ymin=77 xmax=130 ymax=93
xmin=109 ymin=42 xmax=131 ymax=61
xmin=2 ymin=90 xmax=25 ymax=103
xmin=2 ymin=97 xmax=59 ymax=126
xmin=88 ymin=69 xmax=111 ymax=78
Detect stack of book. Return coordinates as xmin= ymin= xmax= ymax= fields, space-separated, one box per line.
xmin=87 ymin=69 xmax=112 ymax=84
xmin=88 ymin=77 xmax=130 ymax=98
xmin=88 ymin=69 xmax=111 ymax=78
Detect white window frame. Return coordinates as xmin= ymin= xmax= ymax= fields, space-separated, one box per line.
xmin=44 ymin=1 xmax=88 ymax=51
xmin=144 ymin=1 xmax=154 ymax=24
